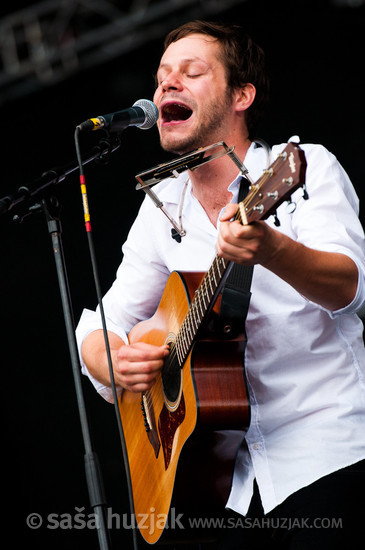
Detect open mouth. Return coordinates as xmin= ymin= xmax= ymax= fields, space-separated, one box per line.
xmin=161 ymin=102 xmax=193 ymax=123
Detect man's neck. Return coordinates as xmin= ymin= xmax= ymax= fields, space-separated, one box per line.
xmin=188 ymin=139 xmax=251 ymax=226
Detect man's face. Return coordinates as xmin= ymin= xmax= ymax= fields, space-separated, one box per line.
xmin=153 ymin=34 xmax=234 ymax=154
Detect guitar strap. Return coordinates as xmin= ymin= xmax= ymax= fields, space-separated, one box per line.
xmin=218 ymin=177 xmax=253 ymax=339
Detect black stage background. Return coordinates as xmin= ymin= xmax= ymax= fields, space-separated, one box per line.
xmin=1 ymin=1 xmax=364 ymax=549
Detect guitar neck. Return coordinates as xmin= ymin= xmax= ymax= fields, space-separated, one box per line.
xmin=174 ymin=255 xmax=232 ymax=365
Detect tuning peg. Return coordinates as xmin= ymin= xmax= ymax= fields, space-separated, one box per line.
xmin=273 ymin=213 xmax=281 ymax=227
xmin=286 ymin=200 xmax=297 ymax=214
xmin=302 ymin=184 xmax=309 ymax=200
xmin=288 ymin=135 xmax=300 ymax=144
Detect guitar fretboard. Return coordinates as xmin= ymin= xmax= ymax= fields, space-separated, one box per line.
xmin=173 ymin=255 xmax=230 ymax=366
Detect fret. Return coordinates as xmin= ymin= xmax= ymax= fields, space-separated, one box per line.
xmin=205 ymin=277 xmax=211 ymax=296
xmin=186 ymin=318 xmax=193 ymax=338
xmin=187 ymin=322 xmax=193 ymax=338
xmin=178 ymin=333 xmax=186 ymax=357
xmin=200 ymin=280 xmax=208 ymax=307
xmin=183 ymin=329 xmax=191 ymax=352
xmin=216 ymin=259 xmax=222 ymax=277
xmin=174 ymin=331 xmax=185 ymax=366
xmin=197 ymin=291 xmax=205 ymax=317
xmin=190 ymin=307 xmax=199 ymax=332
xmin=193 ymin=296 xmax=202 ymax=323
xmin=207 ymin=271 xmax=214 ymax=295
xmin=212 ymin=266 xmax=218 ymax=287
xmin=176 ymin=340 xmax=184 ymax=365
xmin=205 ymin=278 xmax=213 ymax=301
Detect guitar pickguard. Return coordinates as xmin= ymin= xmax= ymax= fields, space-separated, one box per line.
xmin=158 ymin=393 xmax=186 ymax=469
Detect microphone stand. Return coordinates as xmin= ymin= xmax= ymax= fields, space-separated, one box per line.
xmin=0 ymin=136 xmax=121 ymax=217
xmin=1 ymin=135 xmax=121 ymax=550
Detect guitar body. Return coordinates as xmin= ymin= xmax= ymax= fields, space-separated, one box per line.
xmin=118 ymin=270 xmax=250 ymax=544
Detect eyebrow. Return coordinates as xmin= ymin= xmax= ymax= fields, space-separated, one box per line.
xmin=157 ymin=58 xmax=208 ymax=72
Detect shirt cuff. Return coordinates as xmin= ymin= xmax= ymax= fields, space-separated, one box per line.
xmin=330 ymin=254 xmax=365 ymax=317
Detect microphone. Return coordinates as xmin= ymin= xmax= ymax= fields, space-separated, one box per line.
xmin=77 ymin=99 xmax=158 ymax=132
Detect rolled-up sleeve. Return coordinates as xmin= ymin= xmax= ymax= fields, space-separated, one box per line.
xmin=288 ymin=144 xmax=365 ymax=316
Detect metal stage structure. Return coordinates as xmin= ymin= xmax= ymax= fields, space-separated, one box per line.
xmin=0 ymin=0 xmax=246 ymax=105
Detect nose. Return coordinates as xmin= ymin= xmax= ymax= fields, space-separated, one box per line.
xmin=160 ymin=71 xmax=183 ymax=92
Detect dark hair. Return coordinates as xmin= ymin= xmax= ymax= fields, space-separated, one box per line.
xmin=163 ymin=20 xmax=269 ymax=137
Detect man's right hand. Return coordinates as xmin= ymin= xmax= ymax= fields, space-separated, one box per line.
xmin=114 ymin=341 xmax=170 ymax=393
xmin=81 ymin=330 xmax=169 ymax=394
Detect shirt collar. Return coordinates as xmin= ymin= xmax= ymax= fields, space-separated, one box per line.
xmin=151 ymin=140 xmax=266 ymax=205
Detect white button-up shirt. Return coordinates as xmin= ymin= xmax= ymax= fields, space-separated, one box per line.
xmin=76 ymin=142 xmax=365 ymax=515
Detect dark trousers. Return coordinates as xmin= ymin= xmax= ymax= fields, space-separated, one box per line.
xmin=215 ymin=459 xmax=365 ymax=549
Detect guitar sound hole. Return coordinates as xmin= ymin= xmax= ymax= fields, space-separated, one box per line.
xmin=162 ymin=349 xmax=181 ymax=404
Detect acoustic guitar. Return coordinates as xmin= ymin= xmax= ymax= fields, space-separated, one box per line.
xmin=118 ymin=141 xmax=307 ymax=544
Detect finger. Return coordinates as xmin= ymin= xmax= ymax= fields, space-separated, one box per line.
xmin=116 ymin=356 xmax=166 ymax=377
xmin=116 ymin=358 xmax=164 ymax=392
xmin=217 ymin=221 xmax=246 ymax=252
xmin=217 ymin=239 xmax=247 ymax=262
xmin=217 ymin=224 xmax=255 ymax=262
xmin=122 ymin=379 xmax=157 ymax=393
xmin=219 ymin=202 xmax=239 ymax=222
xmin=119 ymin=342 xmax=169 ymax=363
xmin=120 ymin=370 xmax=159 ymax=390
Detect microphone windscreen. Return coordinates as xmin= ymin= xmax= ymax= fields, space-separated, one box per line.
xmin=133 ymin=99 xmax=159 ymax=130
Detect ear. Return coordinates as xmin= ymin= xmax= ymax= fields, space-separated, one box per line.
xmin=234 ymin=83 xmax=256 ymax=112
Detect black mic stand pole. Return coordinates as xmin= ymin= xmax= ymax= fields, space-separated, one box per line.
xmin=1 ymin=135 xmax=122 ymax=550
xmin=42 ymin=195 xmax=111 ymax=550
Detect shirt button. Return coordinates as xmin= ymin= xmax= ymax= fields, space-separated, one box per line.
xmin=252 ymin=443 xmax=260 ymax=450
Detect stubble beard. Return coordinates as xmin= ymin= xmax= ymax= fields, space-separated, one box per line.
xmin=159 ymin=90 xmax=233 ymax=155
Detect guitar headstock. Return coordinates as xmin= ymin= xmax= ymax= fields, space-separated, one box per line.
xmin=239 ymin=142 xmax=307 ymax=226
